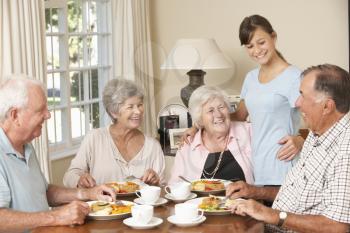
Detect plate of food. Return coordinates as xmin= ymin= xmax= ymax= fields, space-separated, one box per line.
xmin=106 ymin=181 xmax=143 ymax=197
xmin=191 ymin=179 xmax=230 ymax=195
xmin=87 ymin=200 xmax=134 ymax=220
xmin=185 ymin=196 xmax=236 ymax=215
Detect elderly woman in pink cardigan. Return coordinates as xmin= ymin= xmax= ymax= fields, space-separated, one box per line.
xmin=168 ymin=86 xmax=254 ymax=184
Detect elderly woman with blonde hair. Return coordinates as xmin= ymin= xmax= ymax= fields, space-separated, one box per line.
xmin=168 ymin=86 xmax=254 ymax=184
xmin=64 ymin=79 xmax=165 ymax=188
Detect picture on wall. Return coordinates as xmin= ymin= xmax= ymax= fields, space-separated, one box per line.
xmin=169 ymin=128 xmax=188 ymax=150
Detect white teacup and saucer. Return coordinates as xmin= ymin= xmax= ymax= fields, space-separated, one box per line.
xmin=165 ymin=182 xmax=197 ymax=203
xmin=167 ymin=203 xmax=206 ymax=227
xmin=123 ymin=205 xmax=163 ymax=229
xmin=134 ymin=186 xmax=168 ymax=206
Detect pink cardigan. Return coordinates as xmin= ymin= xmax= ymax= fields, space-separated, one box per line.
xmin=168 ymin=122 xmax=254 ymax=184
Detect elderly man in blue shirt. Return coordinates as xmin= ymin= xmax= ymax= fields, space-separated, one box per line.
xmin=0 ymin=76 xmax=116 ymax=232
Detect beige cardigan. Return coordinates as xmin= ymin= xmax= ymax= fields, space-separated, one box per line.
xmin=63 ymin=126 xmax=166 ymax=187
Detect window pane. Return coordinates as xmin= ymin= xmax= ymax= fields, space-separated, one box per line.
xmin=52 ymin=36 xmax=61 ymax=69
xmin=87 ymin=36 xmax=98 ymax=66
xmin=48 ymin=110 xmax=55 ymax=144
xmin=46 ymin=36 xmax=53 ymax=70
xmin=46 ymin=36 xmax=61 ymax=70
xmin=47 ymin=73 xmax=54 ymax=107
xmin=89 ymin=69 xmax=98 ymax=99
xmin=48 ymin=109 xmax=62 ymax=144
xmin=71 ymin=105 xmax=86 ymax=138
xmin=88 ymin=1 xmax=97 ymax=32
xmin=47 ymin=73 xmax=62 ymax=106
xmin=45 ymin=8 xmax=51 ymax=32
xmin=68 ymin=36 xmax=83 ymax=67
xmin=51 ymin=8 xmax=59 ymax=33
xmin=89 ymin=102 xmax=100 ymax=129
xmin=70 ymin=71 xmax=84 ymax=103
xmin=45 ymin=8 xmax=60 ymax=33
xmin=67 ymin=0 xmax=82 ymax=33
xmin=55 ymin=110 xmax=63 ymax=142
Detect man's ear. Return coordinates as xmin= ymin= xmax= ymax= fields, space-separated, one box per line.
xmin=323 ymin=99 xmax=336 ymax=115
xmin=7 ymin=107 xmax=20 ymax=126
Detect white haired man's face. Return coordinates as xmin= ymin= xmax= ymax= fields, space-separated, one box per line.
xmin=17 ymin=85 xmax=51 ymax=143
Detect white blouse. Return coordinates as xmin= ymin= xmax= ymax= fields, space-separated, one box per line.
xmin=63 ymin=126 xmax=166 ymax=187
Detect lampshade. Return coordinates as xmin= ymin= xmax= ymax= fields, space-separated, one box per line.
xmin=161 ymin=38 xmax=232 ymax=70
xmin=161 ymin=38 xmax=233 ymax=107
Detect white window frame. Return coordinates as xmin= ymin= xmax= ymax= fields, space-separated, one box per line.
xmin=45 ymin=0 xmax=112 ymax=160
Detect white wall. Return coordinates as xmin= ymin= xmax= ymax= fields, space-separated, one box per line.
xmin=150 ymin=0 xmax=349 ymax=113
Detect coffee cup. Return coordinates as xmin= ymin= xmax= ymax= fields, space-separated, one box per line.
xmin=174 ymin=203 xmax=204 ymax=222
xmin=131 ymin=205 xmax=153 ymax=224
xmin=165 ymin=182 xmax=191 ymax=200
xmin=135 ymin=186 xmax=161 ymax=204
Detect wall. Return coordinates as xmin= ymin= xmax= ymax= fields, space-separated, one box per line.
xmin=51 ymin=0 xmax=348 ymax=184
xmin=51 ymin=156 xmax=73 ymax=185
xmin=150 ymin=0 xmax=349 ymax=113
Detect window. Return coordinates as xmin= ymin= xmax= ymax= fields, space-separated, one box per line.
xmin=45 ymin=0 xmax=111 ymax=158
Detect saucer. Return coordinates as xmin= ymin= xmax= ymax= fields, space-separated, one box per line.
xmin=133 ymin=197 xmax=168 ymax=206
xmin=167 ymin=215 xmax=206 ymax=227
xmin=123 ymin=217 xmax=163 ymax=229
xmin=165 ymin=193 xmax=197 ymax=203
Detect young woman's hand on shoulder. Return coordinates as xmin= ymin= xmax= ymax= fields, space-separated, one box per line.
xmin=277 ymin=135 xmax=304 ymax=161
xmin=230 ymin=100 xmax=249 ymax=122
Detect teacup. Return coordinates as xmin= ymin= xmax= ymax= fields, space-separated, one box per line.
xmin=135 ymin=186 xmax=161 ymax=204
xmin=131 ymin=205 xmax=153 ymax=225
xmin=165 ymin=182 xmax=191 ymax=200
xmin=174 ymin=203 xmax=204 ymax=222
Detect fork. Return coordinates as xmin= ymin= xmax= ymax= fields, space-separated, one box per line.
xmin=178 ymin=175 xmax=191 ymax=183
xmin=125 ymin=175 xmax=146 ymax=186
xmin=209 ymin=194 xmax=229 ymax=207
xmin=218 ymin=196 xmax=229 ymax=207
xmin=125 ymin=175 xmax=140 ymax=181
xmin=115 ymin=200 xmax=125 ymax=206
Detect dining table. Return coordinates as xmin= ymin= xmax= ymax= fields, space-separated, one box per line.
xmin=31 ymin=191 xmax=265 ymax=233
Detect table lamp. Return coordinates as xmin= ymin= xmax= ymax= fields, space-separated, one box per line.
xmin=161 ymin=38 xmax=233 ymax=107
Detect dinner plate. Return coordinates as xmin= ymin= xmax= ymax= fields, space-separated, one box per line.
xmin=87 ymin=200 xmax=134 ymax=220
xmin=123 ymin=217 xmax=163 ymax=229
xmin=191 ymin=179 xmax=231 ymax=195
xmin=185 ymin=197 xmax=231 ymax=215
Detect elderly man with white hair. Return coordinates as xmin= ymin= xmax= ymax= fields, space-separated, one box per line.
xmin=0 ymin=75 xmax=116 ymax=232
xmin=168 ymin=85 xmax=254 ymax=184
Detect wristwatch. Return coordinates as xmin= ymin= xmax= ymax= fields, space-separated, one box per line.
xmin=278 ymin=211 xmax=287 ymax=227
